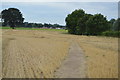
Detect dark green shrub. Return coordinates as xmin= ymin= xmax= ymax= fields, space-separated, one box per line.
xmin=102 ymin=31 xmax=120 ymax=37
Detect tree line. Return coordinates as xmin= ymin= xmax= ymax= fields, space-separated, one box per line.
xmin=22 ymin=22 xmax=65 ymax=29
xmin=65 ymin=9 xmax=119 ymax=37
xmin=1 ymin=8 xmax=119 ymax=37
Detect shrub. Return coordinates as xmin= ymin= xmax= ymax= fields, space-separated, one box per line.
xmin=101 ymin=31 xmax=120 ymax=37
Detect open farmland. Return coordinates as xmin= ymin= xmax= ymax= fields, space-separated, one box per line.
xmin=2 ymin=29 xmax=118 ymax=78
xmin=0 ymin=29 xmax=2 ymax=79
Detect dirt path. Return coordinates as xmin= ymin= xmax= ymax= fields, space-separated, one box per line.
xmin=55 ymin=40 xmax=86 ymax=78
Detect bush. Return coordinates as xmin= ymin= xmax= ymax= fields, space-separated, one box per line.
xmin=101 ymin=31 xmax=120 ymax=37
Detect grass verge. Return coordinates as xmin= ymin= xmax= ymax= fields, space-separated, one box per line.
xmin=0 ymin=27 xmax=67 ymax=32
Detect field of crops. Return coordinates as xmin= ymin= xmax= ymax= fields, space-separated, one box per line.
xmin=1 ymin=28 xmax=118 ymax=78
xmin=0 ymin=29 xmax=2 ymax=79
xmin=77 ymin=36 xmax=118 ymax=78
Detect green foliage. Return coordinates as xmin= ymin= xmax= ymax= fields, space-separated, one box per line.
xmin=101 ymin=31 xmax=120 ymax=37
xmin=0 ymin=26 xmax=67 ymax=32
xmin=22 ymin=22 xmax=65 ymax=29
xmin=1 ymin=8 xmax=24 ymax=29
xmin=65 ymin=9 xmax=85 ymax=34
xmin=113 ymin=18 xmax=120 ymax=31
xmin=86 ymin=14 xmax=109 ymax=35
xmin=65 ymin=9 xmax=115 ymax=36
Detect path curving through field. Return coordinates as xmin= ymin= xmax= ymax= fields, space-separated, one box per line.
xmin=55 ymin=40 xmax=86 ymax=78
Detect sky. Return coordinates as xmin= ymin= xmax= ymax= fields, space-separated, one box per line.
xmin=0 ymin=2 xmax=119 ymax=25
xmin=1 ymin=0 xmax=119 ymax=2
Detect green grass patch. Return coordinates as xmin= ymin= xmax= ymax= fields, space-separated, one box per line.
xmin=0 ymin=27 xmax=11 ymax=29
xmin=0 ymin=27 xmax=67 ymax=32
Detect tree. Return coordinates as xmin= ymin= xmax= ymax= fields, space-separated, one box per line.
xmin=113 ymin=18 xmax=120 ymax=31
xmin=109 ymin=18 xmax=116 ymax=31
xmin=1 ymin=8 xmax=24 ymax=29
xmin=76 ymin=14 xmax=93 ymax=35
xmin=65 ymin=9 xmax=113 ymax=36
xmin=86 ymin=14 xmax=109 ymax=35
xmin=65 ymin=9 xmax=85 ymax=34
xmin=38 ymin=23 xmax=43 ymax=28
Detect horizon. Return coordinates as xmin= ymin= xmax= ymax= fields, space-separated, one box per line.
xmin=1 ymin=2 xmax=118 ymax=25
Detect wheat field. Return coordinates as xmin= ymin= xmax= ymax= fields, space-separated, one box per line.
xmin=76 ymin=36 xmax=118 ymax=78
xmin=2 ymin=29 xmax=118 ymax=78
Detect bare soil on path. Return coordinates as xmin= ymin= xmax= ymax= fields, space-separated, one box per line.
xmin=55 ymin=40 xmax=86 ymax=78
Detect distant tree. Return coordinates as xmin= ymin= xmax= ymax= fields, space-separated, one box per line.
xmin=38 ymin=23 xmax=43 ymax=28
xmin=23 ymin=22 xmax=29 ymax=27
xmin=53 ymin=24 xmax=60 ymax=28
xmin=1 ymin=8 xmax=24 ymax=29
xmin=113 ymin=18 xmax=120 ymax=31
xmin=44 ymin=23 xmax=49 ymax=27
xmin=28 ymin=23 xmax=33 ymax=28
xmin=21 ymin=22 xmax=65 ymax=29
xmin=65 ymin=9 xmax=116 ymax=36
xmin=108 ymin=18 xmax=116 ymax=31
xmin=76 ymin=13 xmax=93 ymax=35
xmin=109 ymin=19 xmax=116 ymax=24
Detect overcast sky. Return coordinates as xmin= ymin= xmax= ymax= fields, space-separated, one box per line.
xmin=0 ymin=2 xmax=118 ymax=25
xmin=1 ymin=0 xmax=119 ymax=2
